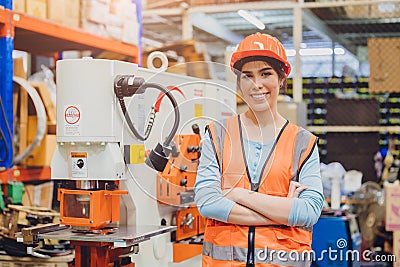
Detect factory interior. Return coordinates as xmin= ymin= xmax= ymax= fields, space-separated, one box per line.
xmin=0 ymin=0 xmax=400 ymax=266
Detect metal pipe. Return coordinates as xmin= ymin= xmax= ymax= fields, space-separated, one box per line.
xmin=76 ymin=180 xmax=98 ymax=190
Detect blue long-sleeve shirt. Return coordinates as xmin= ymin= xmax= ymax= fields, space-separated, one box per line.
xmin=194 ymin=129 xmax=324 ymax=227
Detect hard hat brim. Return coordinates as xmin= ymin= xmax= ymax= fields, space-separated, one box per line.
xmin=231 ymin=50 xmax=291 ymax=76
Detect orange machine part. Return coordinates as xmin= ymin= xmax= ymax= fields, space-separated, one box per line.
xmin=72 ymin=241 xmax=135 ymax=267
xmin=175 ymin=206 xmax=198 ymax=241
xmin=58 ymin=188 xmax=127 ymax=229
xmin=157 ymin=134 xmax=200 ymax=206
xmin=172 ymin=243 xmax=203 ymax=263
xmin=174 ymin=206 xmax=205 ymax=241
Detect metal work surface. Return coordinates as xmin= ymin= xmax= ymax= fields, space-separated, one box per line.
xmin=39 ymin=225 xmax=176 ymax=247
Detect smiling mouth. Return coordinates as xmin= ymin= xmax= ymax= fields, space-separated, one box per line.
xmin=250 ymin=92 xmax=270 ymax=100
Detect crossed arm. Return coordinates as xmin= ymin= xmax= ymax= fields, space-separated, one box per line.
xmin=194 ymin=133 xmax=324 ymax=227
xmin=224 ymin=182 xmax=306 ymax=226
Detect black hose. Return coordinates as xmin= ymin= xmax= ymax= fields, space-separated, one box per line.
xmin=119 ymin=82 xmax=180 ymax=146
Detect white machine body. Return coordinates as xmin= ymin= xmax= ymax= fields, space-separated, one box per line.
xmin=51 ymin=58 xmax=236 ymax=266
xmin=56 ymin=58 xmax=136 ymax=142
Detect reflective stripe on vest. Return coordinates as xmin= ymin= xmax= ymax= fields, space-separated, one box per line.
xmin=203 ymin=242 xmax=312 ymax=267
xmin=292 ymin=127 xmax=318 ymax=182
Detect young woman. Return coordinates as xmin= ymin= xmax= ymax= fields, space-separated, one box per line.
xmin=194 ymin=32 xmax=324 ymax=267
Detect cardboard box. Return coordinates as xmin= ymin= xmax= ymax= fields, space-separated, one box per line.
xmin=106 ymin=24 xmax=123 ymax=40
xmin=107 ymin=13 xmax=124 ymax=27
xmin=64 ymin=0 xmax=81 ymax=29
xmin=13 ymin=58 xmax=29 ymax=152
xmin=370 ymin=2 xmax=400 ymax=19
xmin=13 ymin=57 xmax=26 ymax=79
xmin=26 ymin=0 xmax=47 ymax=19
xmin=384 ymin=183 xmax=400 ymax=231
xmin=110 ymin=0 xmax=132 ymax=17
xmin=21 ymin=181 xmax=54 ymax=209
xmin=47 ymin=0 xmax=80 ymax=28
xmin=394 ymin=231 xmax=400 ymax=267
xmin=121 ymin=18 xmax=139 ymax=45
xmin=81 ymin=0 xmax=109 ymax=24
xmin=368 ymin=38 xmax=400 ymax=93
xmin=344 ymin=3 xmax=370 ymax=19
xmin=189 ymin=0 xmax=217 ymax=5
xmin=23 ymin=116 xmax=56 ymax=167
xmin=13 ymin=0 xmax=26 ymax=13
xmin=30 ymin=82 xmax=56 ymax=124
xmin=81 ymin=20 xmax=108 ymax=38
xmin=25 ymin=134 xmax=56 ymax=167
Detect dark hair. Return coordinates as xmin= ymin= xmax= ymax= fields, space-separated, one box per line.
xmin=235 ymin=56 xmax=288 ymax=94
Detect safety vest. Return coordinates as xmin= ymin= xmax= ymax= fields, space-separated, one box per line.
xmin=202 ymin=115 xmax=318 ymax=267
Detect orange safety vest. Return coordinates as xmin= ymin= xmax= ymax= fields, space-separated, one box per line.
xmin=202 ymin=115 xmax=318 ymax=267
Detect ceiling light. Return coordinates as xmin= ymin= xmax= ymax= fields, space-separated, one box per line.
xmin=300 ymin=48 xmax=333 ymax=56
xmin=286 ymin=49 xmax=296 ymax=57
xmin=286 ymin=48 xmax=346 ymax=56
xmin=334 ymin=48 xmax=345 ymax=55
xmin=238 ymin=10 xmax=265 ymax=30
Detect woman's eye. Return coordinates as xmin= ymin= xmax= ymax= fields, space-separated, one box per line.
xmin=242 ymin=74 xmax=252 ymax=79
xmin=262 ymin=72 xmax=271 ymax=77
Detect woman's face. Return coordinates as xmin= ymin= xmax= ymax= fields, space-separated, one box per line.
xmin=239 ymin=60 xmax=282 ymax=113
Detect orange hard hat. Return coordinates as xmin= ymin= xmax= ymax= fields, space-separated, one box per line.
xmin=230 ymin=32 xmax=291 ymax=76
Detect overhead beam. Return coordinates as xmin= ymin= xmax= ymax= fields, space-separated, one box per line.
xmin=341 ymin=32 xmax=400 ymax=38
xmin=142 ymin=7 xmax=184 ymax=17
xmin=142 ymin=0 xmax=392 ymax=53
xmin=302 ymin=8 xmax=357 ymax=55
xmin=190 ymin=13 xmax=243 ymax=44
xmin=325 ymin=17 xmax=400 ymax=25
xmin=303 ymin=0 xmax=400 ymax=8
xmin=193 ymin=0 xmax=400 ymax=13
xmin=144 ymin=0 xmax=185 ymax=9
xmin=143 ymin=0 xmax=400 ymax=16
xmin=189 ymin=1 xmax=296 ymax=13
xmin=182 ymin=9 xmax=193 ymax=40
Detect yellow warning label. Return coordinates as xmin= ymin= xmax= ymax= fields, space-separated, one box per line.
xmin=71 ymin=152 xmax=87 ymax=158
xmin=194 ymin=104 xmax=203 ymax=118
xmin=130 ymin=144 xmax=145 ymax=164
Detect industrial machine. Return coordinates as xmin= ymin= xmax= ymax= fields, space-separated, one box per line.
xmin=16 ymin=58 xmax=236 ymax=266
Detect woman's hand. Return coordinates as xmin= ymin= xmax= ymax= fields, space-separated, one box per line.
xmin=287 ymin=181 xmax=308 ymax=198
xmin=223 ymin=182 xmax=307 ymax=202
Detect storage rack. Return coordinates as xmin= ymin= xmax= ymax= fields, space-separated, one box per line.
xmin=287 ymin=77 xmax=400 ymax=178
xmin=0 ymin=9 xmax=140 ymax=63
xmin=0 ymin=2 xmax=140 ymax=179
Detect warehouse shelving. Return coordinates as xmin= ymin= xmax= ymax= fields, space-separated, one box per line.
xmin=287 ymin=76 xmax=400 ymax=181
xmin=1 ymin=9 xmax=139 ymax=60
xmin=0 ymin=166 xmax=51 ymax=183
xmin=0 ymin=7 xmax=8 ymax=30
xmin=307 ymin=126 xmax=400 ymax=133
